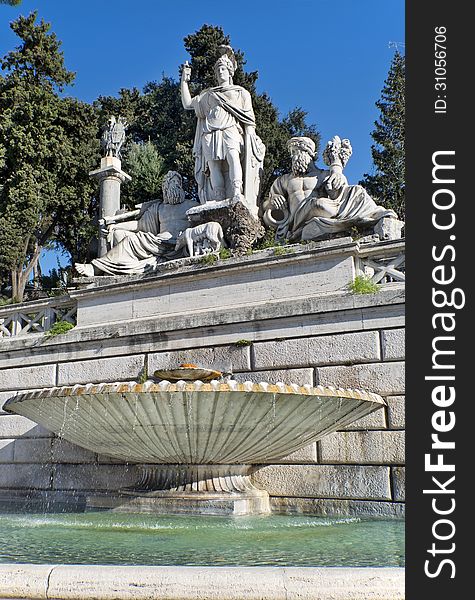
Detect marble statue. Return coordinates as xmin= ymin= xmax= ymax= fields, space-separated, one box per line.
xmin=180 ymin=45 xmax=265 ymax=211
xmin=75 ymin=171 xmax=197 ymax=276
xmin=263 ymin=136 xmax=398 ymax=242
xmin=175 ymin=222 xmax=225 ymax=258
xmin=101 ymin=116 xmax=127 ymax=159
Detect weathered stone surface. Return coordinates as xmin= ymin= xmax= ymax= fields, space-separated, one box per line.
xmin=0 ymin=489 xmax=87 ymax=514
xmin=1 ymin=564 xmax=402 ymax=600
xmin=0 ymin=439 xmax=14 ymax=463
xmin=73 ymin=244 xmax=359 ymax=328
xmin=51 ymin=438 xmax=97 ymax=464
xmin=270 ymin=497 xmax=405 ymax=519
xmin=149 ymin=345 xmax=250 ymax=374
xmin=387 ymin=395 xmax=405 ymax=429
xmin=253 ymin=331 xmax=380 ymax=369
xmin=0 ymin=463 xmax=53 ymax=489
xmin=0 ymin=391 xmax=13 ymax=414
xmin=12 ymin=438 xmax=52 ymax=463
xmin=0 ymin=363 xmax=56 ymax=391
xmin=252 ymin=465 xmax=391 ymax=500
xmin=374 ymin=217 xmax=405 ymax=240
xmin=275 ymin=443 xmax=317 ymax=464
xmin=0 ymin=286 xmax=405 ymax=370
xmin=343 ymin=407 xmax=386 ymax=430
xmin=381 ymin=328 xmax=405 ymax=361
xmin=0 ymin=415 xmax=52 ymax=439
xmin=319 ymin=431 xmax=405 ymax=465
xmin=0 ymin=564 xmax=53 ymax=600
xmin=315 ymin=362 xmax=405 ymax=396
xmin=392 ymin=467 xmax=405 ymax=501
xmin=57 ymin=354 xmax=145 ymax=385
xmin=233 ymin=368 xmax=314 ymax=386
xmin=52 ymin=464 xmax=139 ymax=491
xmin=187 ymin=198 xmax=265 ymax=255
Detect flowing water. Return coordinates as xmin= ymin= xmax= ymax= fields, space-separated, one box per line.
xmin=0 ymin=512 xmax=404 ymax=567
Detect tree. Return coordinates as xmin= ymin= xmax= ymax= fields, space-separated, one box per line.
xmin=123 ymin=141 xmax=166 ymax=206
xmin=0 ymin=12 xmax=100 ymax=301
xmin=360 ymin=51 xmax=405 ymax=218
xmin=1 ymin=1 xmax=23 ymax=6
xmin=96 ymin=24 xmax=320 ymax=204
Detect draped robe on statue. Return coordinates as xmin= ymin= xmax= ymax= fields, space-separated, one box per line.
xmin=191 ymin=85 xmax=264 ymax=203
xmin=91 ymin=199 xmax=197 ymax=275
xmin=267 ymin=168 xmax=397 ymax=242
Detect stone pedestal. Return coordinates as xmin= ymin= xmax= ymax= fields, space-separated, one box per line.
xmin=186 ymin=198 xmax=265 ymax=255
xmin=89 ymin=157 xmax=131 ymax=256
xmin=374 ymin=217 xmax=405 ymax=241
xmin=87 ymin=464 xmax=271 ymax=516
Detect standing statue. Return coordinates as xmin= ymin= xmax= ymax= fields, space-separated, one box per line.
xmin=180 ymin=46 xmax=265 ymax=212
xmin=263 ymin=136 xmax=398 ymax=242
xmin=101 ymin=116 xmax=127 ymax=158
xmin=75 ymin=171 xmax=197 ymax=276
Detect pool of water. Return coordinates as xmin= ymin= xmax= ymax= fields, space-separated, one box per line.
xmin=0 ymin=512 xmax=404 ymax=567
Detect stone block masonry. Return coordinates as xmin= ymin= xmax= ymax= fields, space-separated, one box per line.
xmin=0 ymin=243 xmax=405 ymax=517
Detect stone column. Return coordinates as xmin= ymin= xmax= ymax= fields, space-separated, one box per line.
xmin=89 ymin=156 xmax=131 ymax=257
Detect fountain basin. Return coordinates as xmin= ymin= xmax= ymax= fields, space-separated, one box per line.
xmin=4 ymin=380 xmax=385 ymax=515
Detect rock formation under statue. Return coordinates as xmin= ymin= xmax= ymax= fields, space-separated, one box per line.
xmin=263 ymin=136 xmax=402 ymax=243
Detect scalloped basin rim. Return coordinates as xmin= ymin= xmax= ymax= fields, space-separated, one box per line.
xmin=4 ymin=380 xmax=385 ymax=408
xmin=3 ymin=380 xmax=386 ymax=466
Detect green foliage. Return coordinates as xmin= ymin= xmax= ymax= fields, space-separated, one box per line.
xmin=137 ymin=358 xmax=149 ymax=384
xmin=218 ymin=247 xmax=232 ymax=260
xmin=253 ymin=228 xmax=278 ymax=250
xmin=1 ymin=1 xmax=23 ymax=7
xmin=360 ymin=51 xmax=405 ymax=219
xmin=234 ymin=339 xmax=252 ymax=347
xmin=0 ymin=12 xmax=100 ymax=300
xmin=272 ymin=245 xmax=290 ymax=256
xmin=0 ymin=296 xmax=13 ymax=306
xmin=349 ymin=275 xmax=380 ymax=295
xmin=122 ymin=141 xmax=165 ymax=207
xmin=199 ymin=252 xmax=218 ymax=266
xmin=95 ymin=24 xmax=320 ymax=202
xmin=45 ymin=320 xmax=74 ymax=337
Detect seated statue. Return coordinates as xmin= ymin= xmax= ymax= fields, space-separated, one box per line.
xmin=75 ymin=171 xmax=197 ymax=276
xmin=262 ymin=136 xmax=398 ymax=243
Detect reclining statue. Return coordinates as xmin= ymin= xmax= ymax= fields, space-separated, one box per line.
xmin=75 ymin=171 xmax=197 ymax=276
xmin=262 ymin=136 xmax=398 ymax=243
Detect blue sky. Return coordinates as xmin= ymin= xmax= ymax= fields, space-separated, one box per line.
xmin=0 ymin=0 xmax=404 ymax=272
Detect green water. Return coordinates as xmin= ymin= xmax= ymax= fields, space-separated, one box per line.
xmin=0 ymin=512 xmax=404 ymax=567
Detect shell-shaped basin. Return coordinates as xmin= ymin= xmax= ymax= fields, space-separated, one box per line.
xmin=4 ymin=380 xmax=385 ymax=464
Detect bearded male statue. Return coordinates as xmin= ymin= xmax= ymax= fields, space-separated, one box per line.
xmin=180 ymin=45 xmax=265 ymax=216
xmin=263 ymin=136 xmax=398 ymax=243
xmin=75 ymin=171 xmax=197 ymax=276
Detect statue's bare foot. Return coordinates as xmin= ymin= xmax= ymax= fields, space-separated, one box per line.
xmin=75 ymin=263 xmax=95 ymax=277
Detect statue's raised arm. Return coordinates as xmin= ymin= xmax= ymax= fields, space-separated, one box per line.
xmin=179 ymin=45 xmax=265 ymax=216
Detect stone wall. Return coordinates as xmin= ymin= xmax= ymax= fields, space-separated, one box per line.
xmin=0 ymin=241 xmax=405 ymax=517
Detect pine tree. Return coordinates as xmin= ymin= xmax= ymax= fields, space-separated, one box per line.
xmin=361 ymin=51 xmax=405 ymax=218
xmin=123 ymin=141 xmax=166 ymax=206
xmin=0 ymin=12 xmax=100 ymax=301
